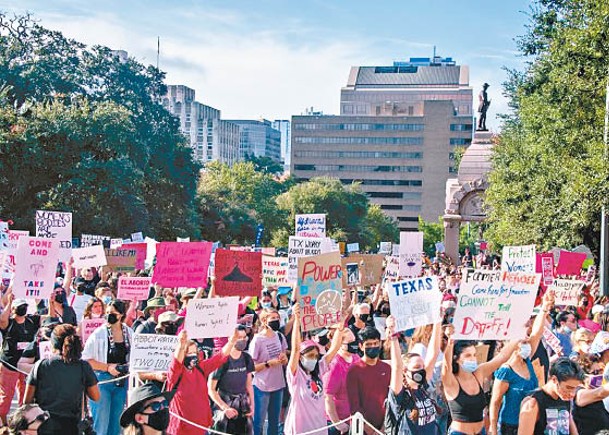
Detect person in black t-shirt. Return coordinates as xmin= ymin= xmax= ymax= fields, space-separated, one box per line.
xmin=47 ymin=285 xmax=77 ymax=326
xmin=0 ymin=295 xmax=40 ymax=424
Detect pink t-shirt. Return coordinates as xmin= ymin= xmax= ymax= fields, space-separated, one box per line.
xmin=324 ymin=353 xmax=360 ymax=420
xmin=284 ymin=358 xmax=329 ymax=435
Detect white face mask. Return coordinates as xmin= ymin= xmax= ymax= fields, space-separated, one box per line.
xmin=519 ymin=343 xmax=532 ymax=359
xmin=300 ymin=357 xmax=317 ymax=372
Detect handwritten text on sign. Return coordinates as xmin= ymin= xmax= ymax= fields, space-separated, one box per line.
xmin=548 ymin=279 xmax=585 ymax=306
xmin=453 ymin=269 xmax=541 ymax=340
xmin=72 ymin=245 xmax=107 ymax=269
xmin=130 ymin=334 xmax=180 ymax=372
xmin=35 ymin=210 xmax=72 ymax=262
xmin=399 ymin=232 xmax=423 ymax=277
xmin=81 ymin=318 xmax=105 ymax=344
xmin=295 ymin=214 xmax=326 ymax=238
xmin=13 ymin=237 xmax=60 ymax=299
xmin=153 ymin=242 xmax=213 ymax=287
xmin=297 ymin=251 xmax=343 ymax=332
xmin=288 ymin=236 xmax=331 ymax=282
xmin=104 ymin=248 xmax=137 ymax=273
xmin=386 ymin=276 xmax=442 ymax=332
xmin=117 ymin=277 xmax=152 ymax=301
xmin=502 ymin=245 xmax=536 ymax=273
xmin=184 ymin=297 xmax=238 ymax=339
xmin=262 ymin=256 xmax=290 ymax=287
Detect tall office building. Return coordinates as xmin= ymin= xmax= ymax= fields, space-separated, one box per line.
xmin=291 ymin=56 xmax=473 ymax=230
xmin=162 ymin=85 xmax=240 ymax=165
xmin=227 ymin=119 xmax=282 ymax=163
xmin=271 ymin=120 xmax=291 ymax=171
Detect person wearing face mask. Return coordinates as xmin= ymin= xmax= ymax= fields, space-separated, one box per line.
xmin=324 ymin=326 xmax=360 ymax=435
xmin=572 ymin=352 xmax=609 ymax=435
xmin=347 ymin=303 xmax=372 ymax=355
xmin=442 ymin=328 xmax=519 ymax=435
xmin=0 ymin=293 xmax=40 ymax=425
xmin=489 ymin=291 xmax=553 ymax=435
xmin=346 ymin=326 xmax=391 ymax=433
xmin=249 ymin=308 xmax=288 ymax=435
xmin=167 ymin=329 xmax=238 ymax=435
xmin=17 ymin=318 xmax=60 ymax=375
xmin=519 ymin=358 xmax=585 ymax=435
xmin=553 ymin=311 xmax=578 ymax=357
xmin=284 ymin=303 xmax=345 ymax=435
xmin=387 ymin=316 xmax=443 ymax=435
xmin=47 ymin=285 xmax=77 ymax=326
xmin=208 ymin=325 xmax=255 ymax=435
xmin=95 ymin=283 xmax=115 ymax=307
xmin=68 ymin=276 xmax=92 ymax=321
xmin=120 ymin=383 xmax=173 ymax=435
xmin=134 ymin=298 xmax=166 ymax=335
xmin=82 ymin=300 xmax=133 ymax=435
xmin=7 ymin=404 xmax=50 ymax=435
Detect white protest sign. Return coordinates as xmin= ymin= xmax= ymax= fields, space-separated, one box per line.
xmin=548 ymin=279 xmax=585 ymax=306
xmin=543 ymin=327 xmax=564 ymax=356
xmin=39 ymin=341 xmax=53 ymax=360
xmin=80 ymin=234 xmax=110 ymax=248
xmin=2 ymin=230 xmax=29 ymax=280
xmin=435 ymin=242 xmax=445 ymax=253
xmin=384 ymin=256 xmax=400 ymax=281
xmin=81 ymin=318 xmax=105 ymax=344
xmin=288 ymin=236 xmax=332 ymax=282
xmin=347 ymin=243 xmax=360 ymax=253
xmin=374 ymin=316 xmax=387 ymax=340
xmin=130 ymin=334 xmax=180 ymax=372
xmin=117 ymin=276 xmax=152 ymax=301
xmin=35 ymin=210 xmax=72 ymax=262
xmin=392 ymin=244 xmax=400 ymax=256
xmin=295 ymin=214 xmax=326 ymax=238
xmin=501 ymin=245 xmax=536 ymax=273
xmin=177 ymin=237 xmax=190 ymax=243
xmin=184 ymin=297 xmax=239 ymax=339
xmin=399 ymin=232 xmax=423 ymax=277
xmin=131 ymin=232 xmax=144 ymax=242
xmin=262 ymin=256 xmax=289 ymax=287
xmin=386 ymin=276 xmax=442 ymax=332
xmin=13 ymin=237 xmax=60 ymax=299
xmin=72 ymin=245 xmax=107 ymax=269
xmin=110 ymin=238 xmax=123 ymax=249
xmin=379 ymin=242 xmax=392 ymax=254
xmin=453 ymin=269 xmax=541 ymax=340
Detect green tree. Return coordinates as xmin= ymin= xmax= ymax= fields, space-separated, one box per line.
xmin=485 ymin=0 xmax=609 ymax=254
xmin=244 ymin=154 xmax=284 ymax=176
xmin=419 ymin=217 xmax=484 ymax=256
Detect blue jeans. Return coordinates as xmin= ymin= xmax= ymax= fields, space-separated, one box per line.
xmin=253 ymin=385 xmax=283 ymax=435
xmin=89 ymin=371 xmax=127 ymax=435
xmin=449 ymin=428 xmax=487 ymax=435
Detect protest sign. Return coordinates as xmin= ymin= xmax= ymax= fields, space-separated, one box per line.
xmin=384 ymin=256 xmax=400 ymax=281
xmin=177 ymin=237 xmax=190 ymax=243
xmin=345 ymin=263 xmax=360 ymax=286
xmin=35 ymin=210 xmax=72 ymax=262
xmin=262 ymin=256 xmax=289 ymax=287
xmin=214 ymin=249 xmax=262 ymax=297
xmin=81 ymin=318 xmax=105 ymax=344
xmin=80 ymin=234 xmax=111 ymax=248
xmin=347 ymin=243 xmax=360 ymax=253
xmin=297 ymin=251 xmax=343 ymax=332
xmin=152 ymin=242 xmax=212 ymax=287
xmin=386 ymin=276 xmax=442 ymax=332
xmin=288 ymin=236 xmax=332 ymax=282
xmin=2 ymin=230 xmax=29 ymax=280
xmin=13 ymin=236 xmax=60 ymax=299
xmin=130 ymin=334 xmax=180 ymax=372
xmin=39 ymin=341 xmax=53 ymax=360
xmin=543 ymin=327 xmax=564 ymax=356
xmin=184 ymin=297 xmax=239 ymax=339
xmin=110 ymin=238 xmax=123 ymax=249
xmin=72 ymin=245 xmax=107 ymax=269
xmin=341 ymin=254 xmax=384 ymax=287
xmin=131 ymin=232 xmax=144 ymax=242
xmin=556 ymin=250 xmax=586 ymax=276
xmin=116 ymin=242 xmax=147 ymax=270
xmin=435 ymin=242 xmax=445 ymax=253
xmin=536 ymin=253 xmax=555 ymax=287
xmin=452 ymin=269 xmax=541 ymax=340
xmin=295 ymin=214 xmax=326 ymax=238
xmin=399 ymin=232 xmax=423 ymax=277
xmin=501 ymin=245 xmax=536 ymax=273
xmin=379 ymin=242 xmax=392 ymax=254
xmin=374 ymin=316 xmax=387 ymax=340
xmin=391 ymin=244 xmax=400 ymax=256
xmin=0 ymin=221 xmax=8 ymax=251
xmin=117 ymin=276 xmax=152 ymax=301
xmin=548 ymin=279 xmax=585 ymax=306
xmin=104 ymin=248 xmax=137 ymax=273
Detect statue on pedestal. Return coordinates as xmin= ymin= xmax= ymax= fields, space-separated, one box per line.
xmin=477 ymin=83 xmax=491 ymax=131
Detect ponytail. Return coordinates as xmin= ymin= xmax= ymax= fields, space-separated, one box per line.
xmin=50 ymin=324 xmax=82 ymax=364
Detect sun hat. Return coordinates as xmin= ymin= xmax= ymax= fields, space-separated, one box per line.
xmin=119 ymin=383 xmax=173 ymax=428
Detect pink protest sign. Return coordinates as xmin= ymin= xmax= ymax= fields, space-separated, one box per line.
xmin=119 ymin=243 xmax=147 ymax=270
xmin=556 ymin=250 xmax=586 ymax=276
xmin=117 ymin=276 xmax=152 ymax=301
xmin=536 ymin=253 xmax=555 ymax=287
xmin=81 ymin=318 xmax=105 ymax=344
xmin=152 ymin=242 xmax=212 ymax=287
xmin=13 ymin=237 xmax=60 ymax=299
xmin=215 ymin=249 xmax=262 ymax=297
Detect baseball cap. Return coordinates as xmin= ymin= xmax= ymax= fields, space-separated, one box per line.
xmin=13 ymin=299 xmax=27 ymax=308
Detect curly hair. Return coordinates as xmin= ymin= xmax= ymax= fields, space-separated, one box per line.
xmin=51 ymin=324 xmax=82 ymax=364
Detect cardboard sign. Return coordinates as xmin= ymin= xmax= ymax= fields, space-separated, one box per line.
xmin=386 ymin=276 xmax=442 ymax=332
xmin=295 ymin=214 xmax=326 ymax=238
xmin=72 ymin=245 xmax=107 ymax=269
xmin=214 ymin=249 xmax=262 ymax=297
xmin=81 ymin=318 xmax=105 ymax=344
xmin=184 ymin=297 xmax=238 ymax=339
xmin=342 ymin=254 xmax=384 ymax=287
xmin=347 ymin=243 xmax=360 ymax=253
xmin=399 ymin=232 xmax=423 ymax=277
xmin=130 ymin=334 xmax=180 ymax=372
xmin=556 ymin=250 xmax=586 ymax=276
xmin=532 ymin=359 xmax=545 ymax=386
xmin=104 ymin=248 xmax=137 ymax=273
xmin=13 ymin=237 xmax=60 ymax=299
xmin=117 ymin=276 xmax=152 ymax=301
xmin=262 ymin=256 xmax=289 ymax=287
xmin=501 ymin=245 xmax=536 ymax=273
xmin=452 ymin=269 xmax=541 ymax=340
xmin=543 ymin=327 xmax=564 ymax=356
xmin=537 ymin=253 xmax=555 ymax=287
xmin=548 ymin=279 xmax=585 ymax=306
xmin=153 ymin=242 xmax=213 ymax=287
xmin=80 ymin=234 xmax=110 ymax=248
xmin=297 ymin=251 xmax=343 ymax=331
xmin=384 ymin=255 xmax=400 ymax=281
xmin=35 ymin=210 xmax=72 ymax=262
xmin=475 ymin=344 xmax=490 ymax=365
xmin=288 ymin=236 xmax=332 ymax=282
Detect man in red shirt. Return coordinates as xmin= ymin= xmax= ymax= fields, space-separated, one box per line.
xmin=346 ymin=326 xmax=390 ymax=433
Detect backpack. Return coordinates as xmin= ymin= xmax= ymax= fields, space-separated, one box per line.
xmin=383 ymin=390 xmax=414 ymax=435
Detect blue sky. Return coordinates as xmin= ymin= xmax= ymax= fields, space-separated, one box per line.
xmin=3 ymin=0 xmax=533 ymax=130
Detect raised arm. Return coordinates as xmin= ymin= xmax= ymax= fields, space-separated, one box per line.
xmin=323 ymin=322 xmax=345 ymax=364
xmin=530 ymin=290 xmax=554 ymax=355
xmin=387 ymin=316 xmax=403 ymax=395
xmin=478 ymin=340 xmax=519 ymax=380
xmin=441 ymin=326 xmax=458 ymax=392
xmin=0 ymin=290 xmax=13 ymax=330
xmin=424 ymin=322 xmax=442 ymax=382
xmin=287 ymin=302 xmax=301 ymax=375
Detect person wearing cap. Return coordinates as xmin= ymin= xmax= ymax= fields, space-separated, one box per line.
xmin=284 ymin=302 xmax=346 ymax=435
xmin=134 ymin=298 xmax=166 ymax=335
xmin=0 ymin=292 xmax=40 ymax=424
xmin=120 ymin=383 xmax=172 ymax=435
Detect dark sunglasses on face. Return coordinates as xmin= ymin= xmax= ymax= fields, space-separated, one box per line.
xmin=27 ymin=410 xmax=50 ymax=427
xmin=142 ymin=399 xmax=169 ymax=413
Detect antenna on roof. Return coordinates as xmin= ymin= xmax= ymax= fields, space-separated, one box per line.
xmin=156 ymin=36 xmax=160 ymax=70
xmin=433 ymin=45 xmax=437 ymax=58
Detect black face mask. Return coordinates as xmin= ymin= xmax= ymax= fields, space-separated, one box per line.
xmin=54 ymin=293 xmax=65 ymax=304
xmin=15 ymin=305 xmax=27 ymax=317
xmin=184 ymin=354 xmax=199 ymax=369
xmin=106 ymin=313 xmax=119 ymax=325
xmin=358 ymin=313 xmax=370 ymax=323
xmin=317 ymin=335 xmax=330 ymax=346
xmin=267 ymin=320 xmax=281 ymax=331
xmin=380 ymin=305 xmax=391 ymax=316
xmin=409 ymin=368 xmax=427 ymax=385
xmin=163 ymin=323 xmax=178 ymax=336
xmin=145 ymin=408 xmax=170 ymax=431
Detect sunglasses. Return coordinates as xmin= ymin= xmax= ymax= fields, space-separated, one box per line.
xmin=27 ymin=410 xmax=50 ymax=427
xmin=142 ymin=399 xmax=169 ymax=413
